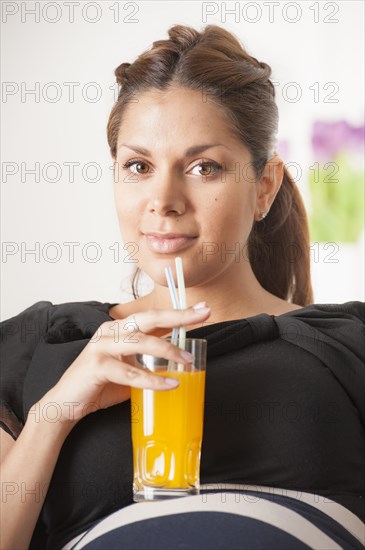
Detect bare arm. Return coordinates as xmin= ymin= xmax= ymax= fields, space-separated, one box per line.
xmin=0 ymin=411 xmax=74 ymax=550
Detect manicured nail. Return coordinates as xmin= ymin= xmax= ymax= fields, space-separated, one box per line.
xmin=179 ymin=350 xmax=194 ymax=362
xmin=192 ymin=301 xmax=208 ymax=311
xmin=164 ymin=377 xmax=180 ymax=387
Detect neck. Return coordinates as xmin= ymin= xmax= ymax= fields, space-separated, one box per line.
xmin=141 ymin=262 xmax=275 ymax=326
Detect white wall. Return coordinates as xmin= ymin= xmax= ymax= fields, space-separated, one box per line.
xmin=1 ymin=0 xmax=364 ymax=320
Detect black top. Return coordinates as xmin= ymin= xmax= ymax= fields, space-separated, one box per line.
xmin=1 ymin=300 xmax=364 ymax=549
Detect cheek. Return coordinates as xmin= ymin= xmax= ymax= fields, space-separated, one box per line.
xmin=204 ymin=186 xmax=254 ymax=239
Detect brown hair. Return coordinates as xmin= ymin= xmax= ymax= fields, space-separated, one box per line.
xmin=107 ymin=24 xmax=313 ymax=306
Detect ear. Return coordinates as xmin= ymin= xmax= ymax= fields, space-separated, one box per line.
xmin=254 ymin=154 xmax=284 ymax=221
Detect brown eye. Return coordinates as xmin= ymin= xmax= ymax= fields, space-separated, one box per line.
xmin=190 ymin=161 xmax=222 ymax=178
xmin=132 ymin=162 xmax=149 ymax=174
xmin=198 ymin=163 xmax=213 ymax=176
xmin=121 ymin=160 xmax=150 ymax=175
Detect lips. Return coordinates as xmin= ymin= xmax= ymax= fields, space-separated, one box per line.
xmin=144 ymin=233 xmax=197 ymax=253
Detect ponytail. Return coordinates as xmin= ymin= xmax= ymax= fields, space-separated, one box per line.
xmin=248 ymin=166 xmax=313 ymax=306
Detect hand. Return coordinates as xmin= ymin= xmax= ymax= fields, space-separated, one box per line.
xmin=38 ymin=303 xmax=211 ymax=424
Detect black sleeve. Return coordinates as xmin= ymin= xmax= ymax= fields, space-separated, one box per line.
xmin=0 ymin=301 xmax=52 ymax=438
xmin=275 ymin=300 xmax=365 ymax=428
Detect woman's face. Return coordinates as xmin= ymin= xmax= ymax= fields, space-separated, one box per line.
xmin=114 ymin=85 xmax=262 ymax=289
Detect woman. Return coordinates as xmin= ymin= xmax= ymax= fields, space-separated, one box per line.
xmin=1 ymin=24 xmax=364 ymax=550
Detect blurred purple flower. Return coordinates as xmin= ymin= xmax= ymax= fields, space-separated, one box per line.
xmin=312 ymin=120 xmax=365 ymax=160
xmin=276 ymin=139 xmax=290 ymax=160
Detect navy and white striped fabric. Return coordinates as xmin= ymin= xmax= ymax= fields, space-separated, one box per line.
xmin=63 ymin=484 xmax=365 ymax=550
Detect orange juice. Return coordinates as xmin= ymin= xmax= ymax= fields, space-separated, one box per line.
xmin=131 ymin=370 xmax=206 ymax=493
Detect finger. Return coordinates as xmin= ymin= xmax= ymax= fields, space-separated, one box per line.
xmin=103 ymin=303 xmax=211 ymax=335
xmin=94 ymin=331 xmax=195 ymax=365
xmin=98 ymin=356 xmax=180 ymax=390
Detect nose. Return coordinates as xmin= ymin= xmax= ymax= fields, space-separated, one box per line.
xmin=147 ymin=174 xmax=186 ymax=216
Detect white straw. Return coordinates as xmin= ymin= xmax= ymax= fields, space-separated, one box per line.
xmin=175 ymin=257 xmax=187 ymax=309
xmin=164 ymin=266 xmax=180 ymax=349
xmin=175 ymin=257 xmax=187 ymax=372
xmin=164 ymin=266 xmax=180 ymax=371
xmin=164 ymin=266 xmax=180 ymax=310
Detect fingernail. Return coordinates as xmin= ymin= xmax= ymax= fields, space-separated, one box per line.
xmin=164 ymin=377 xmax=180 ymax=387
xmin=193 ymin=307 xmax=210 ymax=315
xmin=180 ymin=350 xmax=194 ymax=362
xmin=192 ymin=301 xmax=207 ymax=310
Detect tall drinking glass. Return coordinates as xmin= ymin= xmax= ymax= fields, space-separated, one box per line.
xmin=131 ymin=338 xmax=207 ymax=502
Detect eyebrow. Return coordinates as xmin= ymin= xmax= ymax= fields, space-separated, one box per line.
xmin=119 ymin=143 xmax=229 ymax=156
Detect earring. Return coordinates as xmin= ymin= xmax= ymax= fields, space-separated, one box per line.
xmin=259 ymin=210 xmax=267 ymax=220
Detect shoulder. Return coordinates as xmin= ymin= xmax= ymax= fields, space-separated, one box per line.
xmin=1 ymin=300 xmax=52 ymax=323
xmin=0 ymin=299 xmax=114 ymax=420
xmin=0 ymin=299 xmax=114 ymax=345
xmin=309 ymin=300 xmax=365 ymax=322
xmin=276 ymin=300 xmax=365 ymax=364
xmin=0 ymin=300 xmax=52 ymax=345
xmin=279 ymin=300 xmax=365 ymax=339
xmin=280 ymin=300 xmax=365 ymax=324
